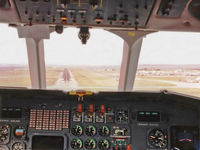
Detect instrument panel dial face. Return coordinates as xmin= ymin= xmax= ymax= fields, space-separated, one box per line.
xmin=85 ymin=125 xmax=97 ymax=136
xmin=84 ymin=138 xmax=97 ymax=149
xmin=12 ymin=142 xmax=25 ymax=150
xmin=0 ymin=125 xmax=10 ymax=144
xmin=0 ymin=145 xmax=9 ymax=150
xmin=148 ymin=129 xmax=167 ymax=148
xmin=71 ymin=125 xmax=83 ymax=136
xmin=98 ymin=126 xmax=110 ymax=137
xmin=71 ymin=138 xmax=83 ymax=149
xmin=98 ymin=139 xmax=110 ymax=150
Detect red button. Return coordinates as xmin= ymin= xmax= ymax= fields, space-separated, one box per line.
xmin=109 ymin=116 xmax=112 ymax=120
xmin=89 ymin=104 xmax=94 ymax=113
xmin=107 ymin=107 xmax=111 ymax=111
xmin=126 ymin=144 xmax=131 ymax=150
xmin=100 ymin=105 xmax=105 ymax=113
xmin=77 ymin=104 xmax=82 ymax=113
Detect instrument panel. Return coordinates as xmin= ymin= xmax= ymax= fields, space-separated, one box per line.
xmin=0 ymin=89 xmax=200 ymax=150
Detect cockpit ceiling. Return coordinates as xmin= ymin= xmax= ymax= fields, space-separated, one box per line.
xmin=0 ymin=0 xmax=200 ymax=32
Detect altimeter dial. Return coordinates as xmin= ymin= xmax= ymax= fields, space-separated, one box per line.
xmin=148 ymin=129 xmax=167 ymax=148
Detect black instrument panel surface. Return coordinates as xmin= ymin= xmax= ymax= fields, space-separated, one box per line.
xmin=0 ymin=89 xmax=200 ymax=150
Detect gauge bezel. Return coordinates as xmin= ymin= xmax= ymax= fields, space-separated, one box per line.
xmin=98 ymin=139 xmax=110 ymax=150
xmin=0 ymin=124 xmax=11 ymax=145
xmin=147 ymin=128 xmax=168 ymax=149
xmin=71 ymin=138 xmax=83 ymax=149
xmin=12 ymin=142 xmax=26 ymax=150
xmin=84 ymin=138 xmax=97 ymax=150
xmin=71 ymin=125 xmax=84 ymax=136
xmin=85 ymin=125 xmax=97 ymax=136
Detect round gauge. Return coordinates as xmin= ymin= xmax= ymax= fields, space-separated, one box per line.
xmin=98 ymin=126 xmax=110 ymax=136
xmin=85 ymin=125 xmax=96 ymax=136
xmin=148 ymin=129 xmax=167 ymax=148
xmin=0 ymin=145 xmax=9 ymax=150
xmin=0 ymin=125 xmax=9 ymax=144
xmin=71 ymin=125 xmax=83 ymax=136
xmin=116 ymin=109 xmax=128 ymax=123
xmin=121 ymin=128 xmax=128 ymax=136
xmin=113 ymin=127 xmax=128 ymax=136
xmin=71 ymin=138 xmax=83 ymax=149
xmin=98 ymin=139 xmax=110 ymax=150
xmin=12 ymin=142 xmax=25 ymax=150
xmin=84 ymin=138 xmax=97 ymax=149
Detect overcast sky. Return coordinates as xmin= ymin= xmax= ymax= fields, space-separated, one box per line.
xmin=0 ymin=24 xmax=200 ymax=65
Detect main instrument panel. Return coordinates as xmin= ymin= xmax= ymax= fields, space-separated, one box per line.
xmin=0 ymin=89 xmax=199 ymax=150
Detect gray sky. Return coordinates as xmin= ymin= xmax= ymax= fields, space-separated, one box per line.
xmin=0 ymin=24 xmax=200 ymax=65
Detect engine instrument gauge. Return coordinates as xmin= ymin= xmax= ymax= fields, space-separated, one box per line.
xmin=0 ymin=145 xmax=9 ymax=150
xmin=112 ymin=126 xmax=128 ymax=136
xmin=12 ymin=142 xmax=25 ymax=150
xmin=98 ymin=126 xmax=110 ymax=136
xmin=71 ymin=138 xmax=83 ymax=149
xmin=98 ymin=139 xmax=110 ymax=150
xmin=0 ymin=125 xmax=10 ymax=144
xmin=148 ymin=129 xmax=167 ymax=148
xmin=116 ymin=109 xmax=129 ymax=123
xmin=71 ymin=125 xmax=83 ymax=136
xmin=84 ymin=138 xmax=96 ymax=149
xmin=85 ymin=125 xmax=96 ymax=136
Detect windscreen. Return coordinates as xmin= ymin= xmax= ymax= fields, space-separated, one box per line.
xmin=44 ymin=28 xmax=123 ymax=91
xmin=0 ymin=23 xmax=200 ymax=98
xmin=134 ymin=32 xmax=200 ymax=98
xmin=0 ymin=24 xmax=31 ymax=88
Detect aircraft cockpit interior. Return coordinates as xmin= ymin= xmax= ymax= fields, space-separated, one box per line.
xmin=0 ymin=0 xmax=200 ymax=150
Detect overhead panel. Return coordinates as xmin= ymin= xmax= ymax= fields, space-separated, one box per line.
xmin=157 ymin=0 xmax=188 ymax=17
xmin=14 ymin=0 xmax=155 ymax=28
xmin=188 ymin=0 xmax=200 ymax=20
xmin=0 ymin=0 xmax=11 ymax=8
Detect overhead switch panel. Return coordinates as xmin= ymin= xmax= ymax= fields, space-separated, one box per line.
xmin=188 ymin=0 xmax=200 ymax=21
xmin=157 ymin=0 xmax=188 ymax=17
xmin=14 ymin=0 xmax=155 ymax=28
xmin=0 ymin=0 xmax=10 ymax=8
